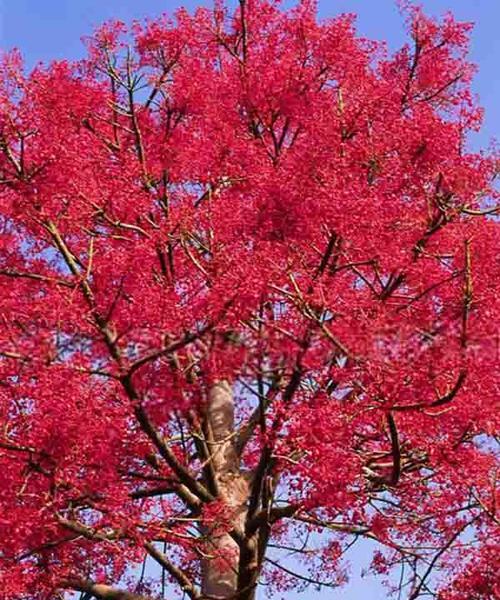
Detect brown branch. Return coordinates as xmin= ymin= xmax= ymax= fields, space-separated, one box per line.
xmin=144 ymin=55 xmax=180 ymax=109
xmin=386 ymin=412 xmax=401 ymax=486
xmin=391 ymin=370 xmax=466 ymax=413
xmin=0 ymin=440 xmax=40 ymax=455
xmin=380 ymin=271 xmax=405 ymax=301
xmin=145 ymin=542 xmax=201 ymax=600
xmin=401 ymin=32 xmax=422 ymax=109
xmin=129 ymin=400 xmax=211 ymax=506
xmin=0 ymin=134 xmax=23 ymax=176
xmin=43 ymin=220 xmax=120 ymax=363
xmin=0 ymin=350 xmax=27 ymax=361
xmin=235 ymin=380 xmax=278 ymax=457
xmin=43 ymin=222 xmax=218 ymax=525
xmin=66 ymin=578 xmax=151 ymax=600
xmin=413 ymin=212 xmax=448 ymax=259
xmin=81 ymin=117 xmax=120 ymax=153
xmin=129 ymin=484 xmax=176 ymax=499
xmin=126 ymin=326 xmax=211 ymax=376
xmin=16 ymin=535 xmax=79 ymax=561
xmin=396 ymin=269 xmax=463 ymax=311
xmin=44 ymin=222 xmax=209 ymax=508
xmin=290 ymin=513 xmax=371 ymax=536
xmin=57 ymin=516 xmax=123 ymax=543
xmin=312 ymin=232 xmax=340 ymax=282
xmin=416 ymin=73 xmax=462 ymax=104
xmin=0 ymin=268 xmax=75 ymax=288
xmin=180 ymin=235 xmax=211 ymax=282
xmin=44 ymin=221 xmax=92 ymax=299
xmin=189 ymin=414 xmax=220 ymax=498
xmin=60 ymin=522 xmax=200 ymax=599
xmin=264 ymin=556 xmax=338 ymax=589
xmin=246 ymin=363 xmax=303 ymax=522
xmin=238 ymin=0 xmax=248 ymax=63
xmin=88 ymin=201 xmax=151 ymax=238
xmin=408 ymin=518 xmax=477 ymax=600
xmin=461 ymin=204 xmax=499 ymax=216
xmin=246 ymin=504 xmax=299 ymax=536
xmin=125 ymin=49 xmax=149 ymax=184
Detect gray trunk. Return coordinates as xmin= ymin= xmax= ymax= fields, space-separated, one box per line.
xmin=201 ymin=381 xmax=249 ymax=599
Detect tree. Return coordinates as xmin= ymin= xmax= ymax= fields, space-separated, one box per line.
xmin=0 ymin=0 xmax=498 ymax=598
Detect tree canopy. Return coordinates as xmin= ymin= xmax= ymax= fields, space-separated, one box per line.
xmin=0 ymin=1 xmax=498 ymax=598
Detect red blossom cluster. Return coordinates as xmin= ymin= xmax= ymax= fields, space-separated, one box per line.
xmin=0 ymin=1 xmax=498 ymax=598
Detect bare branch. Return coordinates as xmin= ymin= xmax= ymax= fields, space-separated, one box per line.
xmin=386 ymin=412 xmax=401 ymax=486
xmin=392 ymin=370 xmax=466 ymax=413
xmin=145 ymin=542 xmax=201 ymax=600
xmin=66 ymin=578 xmax=151 ymax=600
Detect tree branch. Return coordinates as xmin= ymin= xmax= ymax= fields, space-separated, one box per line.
xmin=392 ymin=371 xmax=466 ymax=413
xmin=386 ymin=412 xmax=401 ymax=486
xmin=145 ymin=542 xmax=201 ymax=600
xmin=67 ymin=579 xmax=151 ymax=600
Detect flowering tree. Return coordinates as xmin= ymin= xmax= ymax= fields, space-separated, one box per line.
xmin=0 ymin=1 xmax=498 ymax=598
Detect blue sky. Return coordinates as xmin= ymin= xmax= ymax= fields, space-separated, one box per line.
xmin=0 ymin=1 xmax=497 ymax=598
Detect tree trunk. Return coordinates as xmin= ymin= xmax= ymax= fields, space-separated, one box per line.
xmin=201 ymin=381 xmax=250 ymax=599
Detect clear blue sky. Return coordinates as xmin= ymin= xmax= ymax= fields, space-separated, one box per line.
xmin=0 ymin=1 xmax=497 ymax=599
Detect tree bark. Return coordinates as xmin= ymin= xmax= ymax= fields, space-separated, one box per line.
xmin=69 ymin=579 xmax=150 ymax=600
xmin=201 ymin=381 xmax=250 ymax=599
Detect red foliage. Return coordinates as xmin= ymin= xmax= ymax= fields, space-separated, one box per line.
xmin=0 ymin=1 xmax=498 ymax=598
